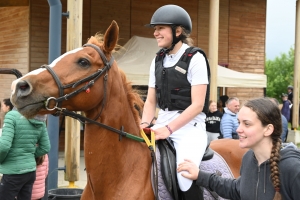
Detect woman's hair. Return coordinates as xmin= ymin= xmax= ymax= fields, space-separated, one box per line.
xmin=36 ymin=155 xmax=45 ymax=166
xmin=2 ymin=98 xmax=13 ymax=111
xmin=217 ymin=100 xmax=223 ymax=112
xmin=209 ymin=100 xmax=215 ymax=106
xmin=243 ymin=97 xmax=282 ymax=200
xmin=180 ymin=26 xmax=194 ymax=46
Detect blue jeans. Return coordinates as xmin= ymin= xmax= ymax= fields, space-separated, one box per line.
xmin=0 ymin=171 xmax=36 ymax=200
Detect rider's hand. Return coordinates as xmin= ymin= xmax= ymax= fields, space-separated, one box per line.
xmin=177 ymin=159 xmax=200 ymax=180
xmin=140 ymin=124 xmax=149 ymax=130
xmin=153 ymin=126 xmax=171 ymax=140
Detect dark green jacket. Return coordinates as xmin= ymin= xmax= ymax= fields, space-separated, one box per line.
xmin=0 ymin=110 xmax=50 ymax=174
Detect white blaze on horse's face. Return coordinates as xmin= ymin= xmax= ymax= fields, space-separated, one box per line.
xmin=11 ymin=47 xmax=83 ymax=96
xmin=49 ymin=47 xmax=83 ymax=68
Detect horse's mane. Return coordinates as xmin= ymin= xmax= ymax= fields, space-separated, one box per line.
xmin=118 ymin=68 xmax=144 ymax=125
xmin=88 ymin=33 xmax=144 ymax=128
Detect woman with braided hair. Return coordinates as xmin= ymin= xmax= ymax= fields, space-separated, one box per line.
xmin=177 ymin=97 xmax=300 ymax=200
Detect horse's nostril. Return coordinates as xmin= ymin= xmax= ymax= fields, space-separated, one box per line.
xmin=16 ymin=80 xmax=32 ymax=97
xmin=19 ymin=82 xmax=29 ymax=91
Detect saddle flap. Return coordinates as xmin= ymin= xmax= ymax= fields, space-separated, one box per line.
xmin=157 ymin=139 xmax=180 ymax=200
xmin=202 ymin=147 xmax=214 ymax=161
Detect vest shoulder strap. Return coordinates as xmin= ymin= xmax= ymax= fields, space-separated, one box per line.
xmin=179 ymin=47 xmax=210 ymax=76
xmin=155 ymin=49 xmax=166 ymax=63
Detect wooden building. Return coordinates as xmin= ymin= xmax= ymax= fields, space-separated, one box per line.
xmin=0 ymin=0 xmax=267 ymax=149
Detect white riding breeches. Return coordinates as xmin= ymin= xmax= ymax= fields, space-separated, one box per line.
xmin=153 ymin=116 xmax=208 ymax=192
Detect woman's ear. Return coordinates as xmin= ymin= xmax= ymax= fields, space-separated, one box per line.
xmin=264 ymin=124 xmax=274 ymax=137
xmin=175 ymin=26 xmax=183 ymax=37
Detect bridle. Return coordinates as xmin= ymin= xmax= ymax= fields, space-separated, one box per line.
xmin=43 ymin=43 xmax=113 ymax=115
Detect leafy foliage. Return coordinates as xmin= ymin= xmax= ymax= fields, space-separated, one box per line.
xmin=266 ymin=47 xmax=294 ymax=101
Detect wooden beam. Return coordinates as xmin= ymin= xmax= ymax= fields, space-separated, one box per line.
xmin=292 ymin=0 xmax=300 ymax=129
xmin=64 ymin=0 xmax=83 ymax=185
xmin=0 ymin=0 xmax=29 ymax=7
xmin=208 ymin=0 xmax=219 ymax=102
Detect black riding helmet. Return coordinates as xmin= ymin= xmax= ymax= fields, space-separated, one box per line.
xmin=146 ymin=5 xmax=192 ymax=53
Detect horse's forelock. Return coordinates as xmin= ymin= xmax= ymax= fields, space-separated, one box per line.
xmin=87 ymin=33 xmax=120 ymax=53
xmin=88 ymin=34 xmax=104 ymax=45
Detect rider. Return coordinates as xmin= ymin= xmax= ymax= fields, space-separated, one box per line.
xmin=141 ymin=4 xmax=209 ymax=199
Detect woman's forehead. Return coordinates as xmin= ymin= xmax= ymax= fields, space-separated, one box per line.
xmin=238 ymin=106 xmax=257 ymax=119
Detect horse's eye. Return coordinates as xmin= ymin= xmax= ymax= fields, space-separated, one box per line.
xmin=78 ymin=58 xmax=90 ymax=67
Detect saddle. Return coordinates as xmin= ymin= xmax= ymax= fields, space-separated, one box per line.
xmin=157 ymin=138 xmax=214 ymax=200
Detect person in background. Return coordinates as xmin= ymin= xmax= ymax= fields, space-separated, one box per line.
xmin=287 ymin=85 xmax=293 ymax=104
xmin=220 ymin=97 xmax=240 ymax=139
xmin=1 ymin=98 xmax=13 ymax=114
xmin=270 ymin=98 xmax=289 ymax=142
xmin=0 ymin=109 xmax=50 ymax=200
xmin=205 ymin=100 xmax=223 ymax=141
xmin=219 ymin=95 xmax=228 ymax=113
xmin=287 ymin=85 xmax=293 ymax=123
xmin=31 ymin=154 xmax=49 ymax=200
xmin=281 ymin=93 xmax=291 ymax=122
xmin=140 ymin=4 xmax=209 ymax=199
xmin=177 ymin=97 xmax=300 ymax=200
xmin=217 ymin=99 xmax=224 ymax=113
xmin=1 ymin=98 xmax=14 ymax=135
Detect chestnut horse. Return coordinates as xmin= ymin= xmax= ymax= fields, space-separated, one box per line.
xmin=11 ymin=20 xmax=247 ymax=199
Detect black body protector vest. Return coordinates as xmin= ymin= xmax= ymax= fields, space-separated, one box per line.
xmin=155 ymin=47 xmax=211 ymax=113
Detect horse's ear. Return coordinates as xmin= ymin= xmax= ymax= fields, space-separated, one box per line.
xmin=103 ymin=20 xmax=119 ymax=53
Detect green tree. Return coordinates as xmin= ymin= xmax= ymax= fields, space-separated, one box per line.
xmin=266 ymin=47 xmax=294 ymax=102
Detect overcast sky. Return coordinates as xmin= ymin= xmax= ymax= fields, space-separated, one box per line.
xmin=266 ymin=0 xmax=296 ymax=59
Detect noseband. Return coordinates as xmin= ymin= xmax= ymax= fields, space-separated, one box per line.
xmin=43 ymin=43 xmax=114 ymax=114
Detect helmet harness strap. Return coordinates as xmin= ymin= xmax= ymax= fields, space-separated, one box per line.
xmin=163 ymin=25 xmax=181 ymax=54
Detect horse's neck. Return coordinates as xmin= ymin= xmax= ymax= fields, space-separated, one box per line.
xmin=83 ymin=84 xmax=143 ymax=161
xmin=82 ymin=82 xmax=154 ymax=198
xmin=85 ymin=87 xmax=138 ymax=133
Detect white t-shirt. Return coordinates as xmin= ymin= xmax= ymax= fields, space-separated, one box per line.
xmin=148 ymin=43 xmax=208 ymax=124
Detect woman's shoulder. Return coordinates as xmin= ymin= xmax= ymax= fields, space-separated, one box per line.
xmin=3 ymin=110 xmax=21 ymax=121
xmin=5 ymin=110 xmax=19 ymax=116
xmin=215 ymin=110 xmax=223 ymax=117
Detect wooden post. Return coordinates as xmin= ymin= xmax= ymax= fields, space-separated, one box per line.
xmin=208 ymin=0 xmax=219 ymax=102
xmin=292 ymin=0 xmax=300 ymax=129
xmin=65 ymin=0 xmax=83 ymax=186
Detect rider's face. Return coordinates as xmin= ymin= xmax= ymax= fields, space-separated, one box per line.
xmin=153 ymin=25 xmax=173 ymax=48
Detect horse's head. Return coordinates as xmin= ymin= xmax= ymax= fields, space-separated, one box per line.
xmin=11 ymin=21 xmax=120 ymax=118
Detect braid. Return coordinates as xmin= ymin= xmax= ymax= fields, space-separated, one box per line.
xmin=270 ymin=137 xmax=282 ymax=200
